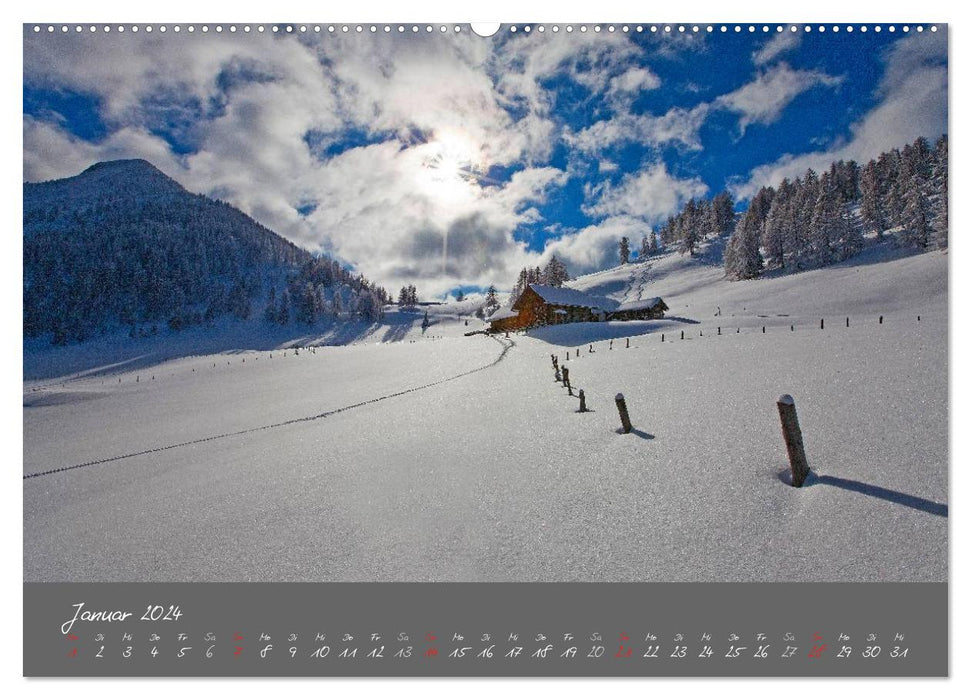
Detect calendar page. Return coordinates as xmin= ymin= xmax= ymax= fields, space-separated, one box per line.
xmin=21 ymin=18 xmax=948 ymax=677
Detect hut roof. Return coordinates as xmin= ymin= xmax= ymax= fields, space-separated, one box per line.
xmin=488 ymin=305 xmax=520 ymax=321
xmin=615 ymin=297 xmax=667 ymax=312
xmin=520 ymin=283 xmax=620 ymax=311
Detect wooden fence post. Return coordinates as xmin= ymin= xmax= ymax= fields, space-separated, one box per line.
xmin=762 ymin=326 xmax=766 ymax=333
xmin=609 ymin=339 xmax=613 ymax=350
xmin=777 ymin=394 xmax=810 ymax=488
xmin=626 ymin=337 xmax=630 ymax=348
xmin=578 ymin=389 xmax=588 ymax=413
xmin=681 ymin=330 xmax=684 ymax=340
xmin=554 ymin=366 xmax=561 ymax=382
xmin=846 ymin=317 xmax=849 ymax=327
xmin=879 ymin=316 xmax=883 ymax=324
xmin=718 ymin=326 xmax=721 ymax=335
xmin=562 ymin=365 xmax=569 ymax=389
xmin=820 ymin=319 xmax=824 ymax=330
xmin=661 ymin=333 xmax=665 ymax=342
xmin=615 ymin=393 xmax=632 ymax=434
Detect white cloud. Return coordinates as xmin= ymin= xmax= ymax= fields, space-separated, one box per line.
xmin=583 ymin=162 xmax=709 ymax=222
xmin=731 ymin=31 xmax=947 ymax=200
xmin=714 ymin=63 xmax=843 ymax=135
xmin=540 ymin=216 xmax=649 ymax=275
xmin=570 ymin=61 xmax=840 ymax=154
xmin=492 ymin=31 xmax=643 ymax=113
xmin=568 ymin=103 xmax=710 ymax=153
xmin=23 ymin=116 xmax=184 ymax=183
xmin=752 ymin=32 xmax=802 ymax=66
xmin=607 ymin=67 xmax=661 ymax=98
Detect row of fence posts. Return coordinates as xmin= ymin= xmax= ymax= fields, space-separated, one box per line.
xmin=550 ymin=358 xmax=815 ymax=488
xmin=110 ymin=343 xmax=328 ymax=384
xmin=551 ymin=353 xmax=633 ymax=434
xmin=651 ymin=314 xmax=918 ymax=344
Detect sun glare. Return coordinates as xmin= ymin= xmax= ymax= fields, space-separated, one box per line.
xmin=415 ymin=128 xmax=483 ymax=206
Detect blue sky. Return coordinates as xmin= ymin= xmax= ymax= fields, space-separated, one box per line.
xmin=23 ymin=24 xmax=947 ymax=297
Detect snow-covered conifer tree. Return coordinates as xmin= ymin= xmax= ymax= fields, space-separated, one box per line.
xmin=331 ymin=288 xmax=343 ymax=319
xmin=277 ymin=289 xmax=291 ymax=325
xmin=543 ymin=255 xmax=569 ymax=287
xmin=678 ymin=199 xmax=700 ymax=256
xmin=724 ymin=208 xmax=763 ymax=279
xmin=762 ymin=179 xmax=794 ymax=269
xmin=931 ymin=135 xmax=948 ymax=249
xmin=834 ymin=196 xmax=864 ymax=261
xmin=899 ymin=174 xmax=932 ymax=249
xmin=860 ymin=160 xmax=885 ymax=238
xmin=711 ymin=191 xmax=736 ymax=235
xmin=484 ymin=284 xmax=499 ymax=312
xmin=808 ymin=174 xmax=840 ymax=266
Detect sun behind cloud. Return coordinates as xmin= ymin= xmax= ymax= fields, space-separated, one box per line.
xmin=415 ymin=127 xmax=485 ymax=207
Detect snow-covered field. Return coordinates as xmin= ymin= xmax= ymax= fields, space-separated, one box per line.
xmin=23 ymin=242 xmax=948 ymax=582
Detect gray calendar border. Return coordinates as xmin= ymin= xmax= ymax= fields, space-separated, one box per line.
xmin=24 ymin=582 xmax=947 ymax=677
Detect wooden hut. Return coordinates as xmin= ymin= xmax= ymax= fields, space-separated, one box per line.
xmin=487 ymin=305 xmax=524 ymax=333
xmin=608 ymin=297 xmax=669 ymax=321
xmin=486 ymin=283 xmax=667 ymax=333
xmin=512 ymin=284 xmax=618 ymax=326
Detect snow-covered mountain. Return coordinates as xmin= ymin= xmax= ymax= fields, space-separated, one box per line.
xmin=24 ymin=159 xmax=314 ymax=344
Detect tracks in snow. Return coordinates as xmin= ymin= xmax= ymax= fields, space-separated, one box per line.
xmin=623 ymin=263 xmax=652 ymax=303
xmin=24 ymin=336 xmax=515 ymax=481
